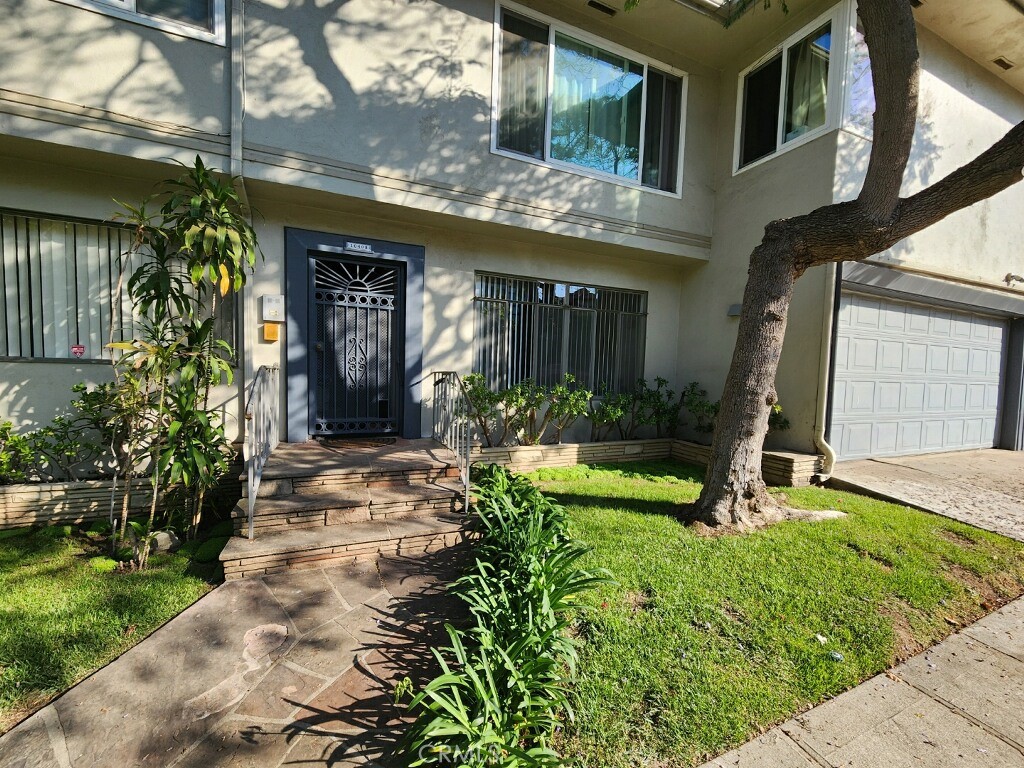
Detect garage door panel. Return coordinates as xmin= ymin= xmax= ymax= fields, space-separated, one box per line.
xmin=988 ymin=349 xmax=1002 ymax=375
xmin=898 ymin=421 xmax=923 ymax=452
xmin=874 ymin=422 xmax=899 ymax=453
xmin=950 ymin=347 xmax=970 ymax=375
xmin=947 ymin=383 xmax=968 ymax=411
xmin=926 ymin=382 xmax=947 ymax=411
xmin=851 ymin=338 xmax=879 ymax=370
xmin=952 ymin=317 xmax=973 ymax=338
xmin=833 ymin=292 xmax=1006 ymax=459
xmin=903 ymin=382 xmax=925 ymax=411
xmin=985 ymin=383 xmax=1001 ymax=410
xmin=923 ymin=420 xmax=945 ymax=450
xmin=966 ymin=384 xmax=986 ymax=410
xmin=930 ymin=310 xmax=952 ymax=336
xmin=906 ymin=305 xmax=930 ymax=333
xmin=849 ymin=381 xmax=876 ymax=412
xmin=853 ymin=297 xmax=882 ymax=327
xmin=877 ymin=382 xmax=901 ymax=412
xmin=905 ymin=343 xmax=927 ymax=373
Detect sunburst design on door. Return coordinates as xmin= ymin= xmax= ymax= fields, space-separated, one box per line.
xmin=316 ymin=261 xmax=398 ymax=296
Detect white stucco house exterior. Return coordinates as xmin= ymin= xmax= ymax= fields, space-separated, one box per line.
xmin=0 ymin=0 xmax=1022 ymax=468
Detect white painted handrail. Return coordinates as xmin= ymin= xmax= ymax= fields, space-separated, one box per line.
xmin=245 ymin=364 xmax=280 ymax=540
xmin=432 ymin=371 xmax=471 ymax=511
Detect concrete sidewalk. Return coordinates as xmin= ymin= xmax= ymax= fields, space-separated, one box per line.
xmin=0 ymin=548 xmax=468 ymax=768
xmin=705 ymin=597 xmax=1024 ymax=767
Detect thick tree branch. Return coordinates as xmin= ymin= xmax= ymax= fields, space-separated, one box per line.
xmin=855 ymin=0 xmax=920 ymax=222
xmin=885 ymin=120 xmax=1024 ymax=245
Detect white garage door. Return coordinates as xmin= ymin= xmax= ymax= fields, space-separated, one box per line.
xmin=832 ymin=291 xmax=1006 ymax=460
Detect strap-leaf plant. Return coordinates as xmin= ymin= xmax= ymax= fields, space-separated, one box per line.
xmin=106 ymin=156 xmax=260 ymax=564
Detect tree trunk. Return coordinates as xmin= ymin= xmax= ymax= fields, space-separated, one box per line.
xmin=689 ymin=0 xmax=1023 ymax=529
xmin=693 ymin=236 xmax=799 ymax=527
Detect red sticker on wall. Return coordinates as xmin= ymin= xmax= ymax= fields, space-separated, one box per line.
xmin=71 ymin=345 xmax=85 ymax=358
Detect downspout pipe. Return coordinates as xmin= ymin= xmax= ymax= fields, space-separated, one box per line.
xmin=229 ymin=0 xmax=255 ymax=442
xmin=813 ymin=262 xmax=840 ymax=481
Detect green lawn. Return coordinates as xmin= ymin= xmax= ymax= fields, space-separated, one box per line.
xmin=0 ymin=525 xmax=212 ymax=733
xmin=527 ymin=461 xmax=1024 ymax=768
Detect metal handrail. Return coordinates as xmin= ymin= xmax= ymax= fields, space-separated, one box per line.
xmin=245 ymin=364 xmax=280 ymax=540
xmin=432 ymin=371 xmax=471 ymax=512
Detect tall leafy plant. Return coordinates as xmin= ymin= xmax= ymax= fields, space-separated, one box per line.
xmin=107 ymin=156 xmax=259 ymax=563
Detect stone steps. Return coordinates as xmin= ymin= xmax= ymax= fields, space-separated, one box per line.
xmin=223 ymin=438 xmax=468 ymax=579
xmin=220 ymin=512 xmax=470 ymax=580
xmin=231 ymin=481 xmax=465 ymax=534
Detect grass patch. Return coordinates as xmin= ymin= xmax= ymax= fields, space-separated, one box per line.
xmin=527 ymin=460 xmax=1024 ymax=767
xmin=0 ymin=525 xmax=212 ymax=733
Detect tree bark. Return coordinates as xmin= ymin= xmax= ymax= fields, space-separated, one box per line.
xmin=694 ymin=0 xmax=1024 ymax=528
xmin=695 ymin=237 xmax=799 ymax=527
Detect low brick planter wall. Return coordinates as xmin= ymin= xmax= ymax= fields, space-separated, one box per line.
xmin=0 ymin=474 xmax=243 ymax=530
xmin=472 ymin=439 xmax=823 ymax=487
xmin=472 ymin=439 xmax=674 ymax=473
xmin=670 ymin=441 xmax=823 ymax=487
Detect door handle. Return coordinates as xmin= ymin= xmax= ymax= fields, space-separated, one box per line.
xmin=315 ymin=342 xmax=324 ymax=352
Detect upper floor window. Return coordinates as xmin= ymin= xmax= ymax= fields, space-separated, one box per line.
xmin=53 ymin=0 xmax=225 ymax=44
xmin=846 ymin=15 xmax=875 ymax=139
xmin=736 ymin=13 xmax=837 ymax=170
xmin=495 ymin=5 xmax=685 ymax=194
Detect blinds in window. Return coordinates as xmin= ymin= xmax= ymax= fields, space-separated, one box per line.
xmin=473 ymin=272 xmax=647 ymax=393
xmin=0 ymin=211 xmax=139 ymax=360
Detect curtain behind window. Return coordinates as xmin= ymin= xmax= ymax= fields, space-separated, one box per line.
xmin=498 ymin=11 xmax=550 ymax=159
xmin=784 ymin=23 xmax=831 ymax=142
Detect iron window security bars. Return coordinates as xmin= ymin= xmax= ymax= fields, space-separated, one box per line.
xmin=0 ymin=209 xmax=234 ymax=361
xmin=473 ymin=272 xmax=647 ymax=393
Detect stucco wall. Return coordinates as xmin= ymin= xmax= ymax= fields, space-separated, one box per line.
xmin=674 ymin=0 xmax=841 ymax=453
xmin=835 ymin=26 xmax=1024 ymax=290
xmin=240 ymin=0 xmax=717 ymax=260
xmin=0 ymin=0 xmax=229 ymax=153
xmin=243 ymin=189 xmax=686 ymax=441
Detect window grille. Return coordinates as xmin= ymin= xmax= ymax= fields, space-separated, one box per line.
xmin=473 ymin=272 xmax=647 ymax=392
xmin=0 ymin=209 xmax=235 ymax=361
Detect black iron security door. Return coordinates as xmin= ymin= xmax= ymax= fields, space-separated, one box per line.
xmin=312 ymin=256 xmax=404 ymax=435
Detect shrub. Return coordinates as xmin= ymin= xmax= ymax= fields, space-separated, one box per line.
xmin=397 ymin=464 xmax=612 ymax=766
xmin=0 ymin=422 xmax=33 ymax=484
xmin=680 ymin=381 xmax=791 ymax=437
xmin=464 ymin=374 xmax=592 ymax=448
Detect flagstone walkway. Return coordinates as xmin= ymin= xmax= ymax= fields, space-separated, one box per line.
xmin=0 ymin=548 xmax=468 ymax=768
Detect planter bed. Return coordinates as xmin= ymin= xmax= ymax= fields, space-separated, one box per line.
xmin=0 ymin=474 xmax=242 ymax=531
xmin=472 ymin=438 xmax=823 ymax=487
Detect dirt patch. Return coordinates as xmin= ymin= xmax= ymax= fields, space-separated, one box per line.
xmin=624 ymin=588 xmax=654 ymax=615
xmin=846 ymin=542 xmax=894 ymax=571
xmin=942 ymin=561 xmax=1016 ymax=610
xmin=936 ymin=528 xmax=978 ymax=548
xmin=879 ymin=606 xmax=925 ymax=663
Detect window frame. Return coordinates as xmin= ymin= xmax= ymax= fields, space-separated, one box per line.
xmin=472 ymin=270 xmax=648 ymax=394
xmin=51 ymin=0 xmax=226 ymax=45
xmin=0 ymin=207 xmax=238 ymax=364
xmin=490 ymin=0 xmax=688 ymax=199
xmin=732 ymin=4 xmax=850 ymax=175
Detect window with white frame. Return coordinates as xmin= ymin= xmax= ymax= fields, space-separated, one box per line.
xmin=736 ymin=15 xmax=836 ymax=169
xmin=473 ymin=272 xmax=647 ymax=393
xmin=845 ymin=14 xmax=875 ymax=139
xmin=53 ymin=0 xmax=224 ymax=43
xmin=495 ymin=6 xmax=685 ymax=193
